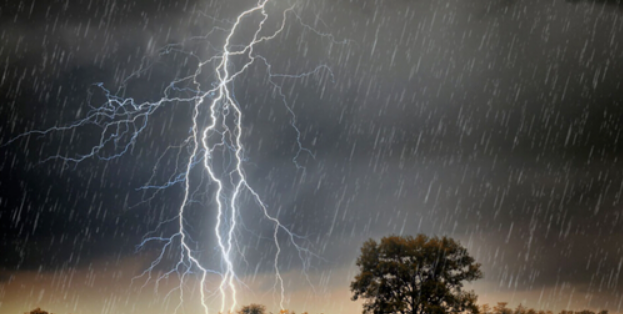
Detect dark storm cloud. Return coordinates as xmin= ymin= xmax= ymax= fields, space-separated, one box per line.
xmin=567 ymin=0 xmax=623 ymax=8
xmin=236 ymin=0 xmax=623 ymax=294
xmin=2 ymin=0 xmax=623 ymax=310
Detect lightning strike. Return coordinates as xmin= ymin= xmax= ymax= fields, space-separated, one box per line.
xmin=5 ymin=1 xmax=346 ymax=313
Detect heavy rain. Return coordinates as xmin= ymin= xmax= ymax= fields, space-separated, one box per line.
xmin=1 ymin=1 xmax=622 ymax=314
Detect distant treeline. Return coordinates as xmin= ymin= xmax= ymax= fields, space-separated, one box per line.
xmin=25 ymin=303 xmax=610 ymax=314
xmin=480 ymin=302 xmax=608 ymax=314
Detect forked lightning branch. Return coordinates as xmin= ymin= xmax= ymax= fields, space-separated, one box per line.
xmin=6 ymin=1 xmax=345 ymax=313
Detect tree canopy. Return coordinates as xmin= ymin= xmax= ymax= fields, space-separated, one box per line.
xmin=238 ymin=304 xmax=267 ymax=314
xmin=350 ymin=234 xmax=483 ymax=314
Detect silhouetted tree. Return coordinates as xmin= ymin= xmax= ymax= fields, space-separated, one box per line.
xmin=238 ymin=304 xmax=267 ymax=314
xmin=480 ymin=304 xmax=492 ymax=314
xmin=493 ymin=303 xmax=511 ymax=314
xmin=351 ymin=234 xmax=483 ymax=314
xmin=25 ymin=309 xmax=52 ymax=314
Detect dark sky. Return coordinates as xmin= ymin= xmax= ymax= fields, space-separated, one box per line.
xmin=1 ymin=0 xmax=623 ymax=313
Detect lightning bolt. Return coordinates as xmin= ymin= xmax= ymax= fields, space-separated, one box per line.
xmin=5 ymin=1 xmax=347 ymax=313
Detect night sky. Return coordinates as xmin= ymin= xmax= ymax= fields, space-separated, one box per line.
xmin=1 ymin=0 xmax=623 ymax=314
